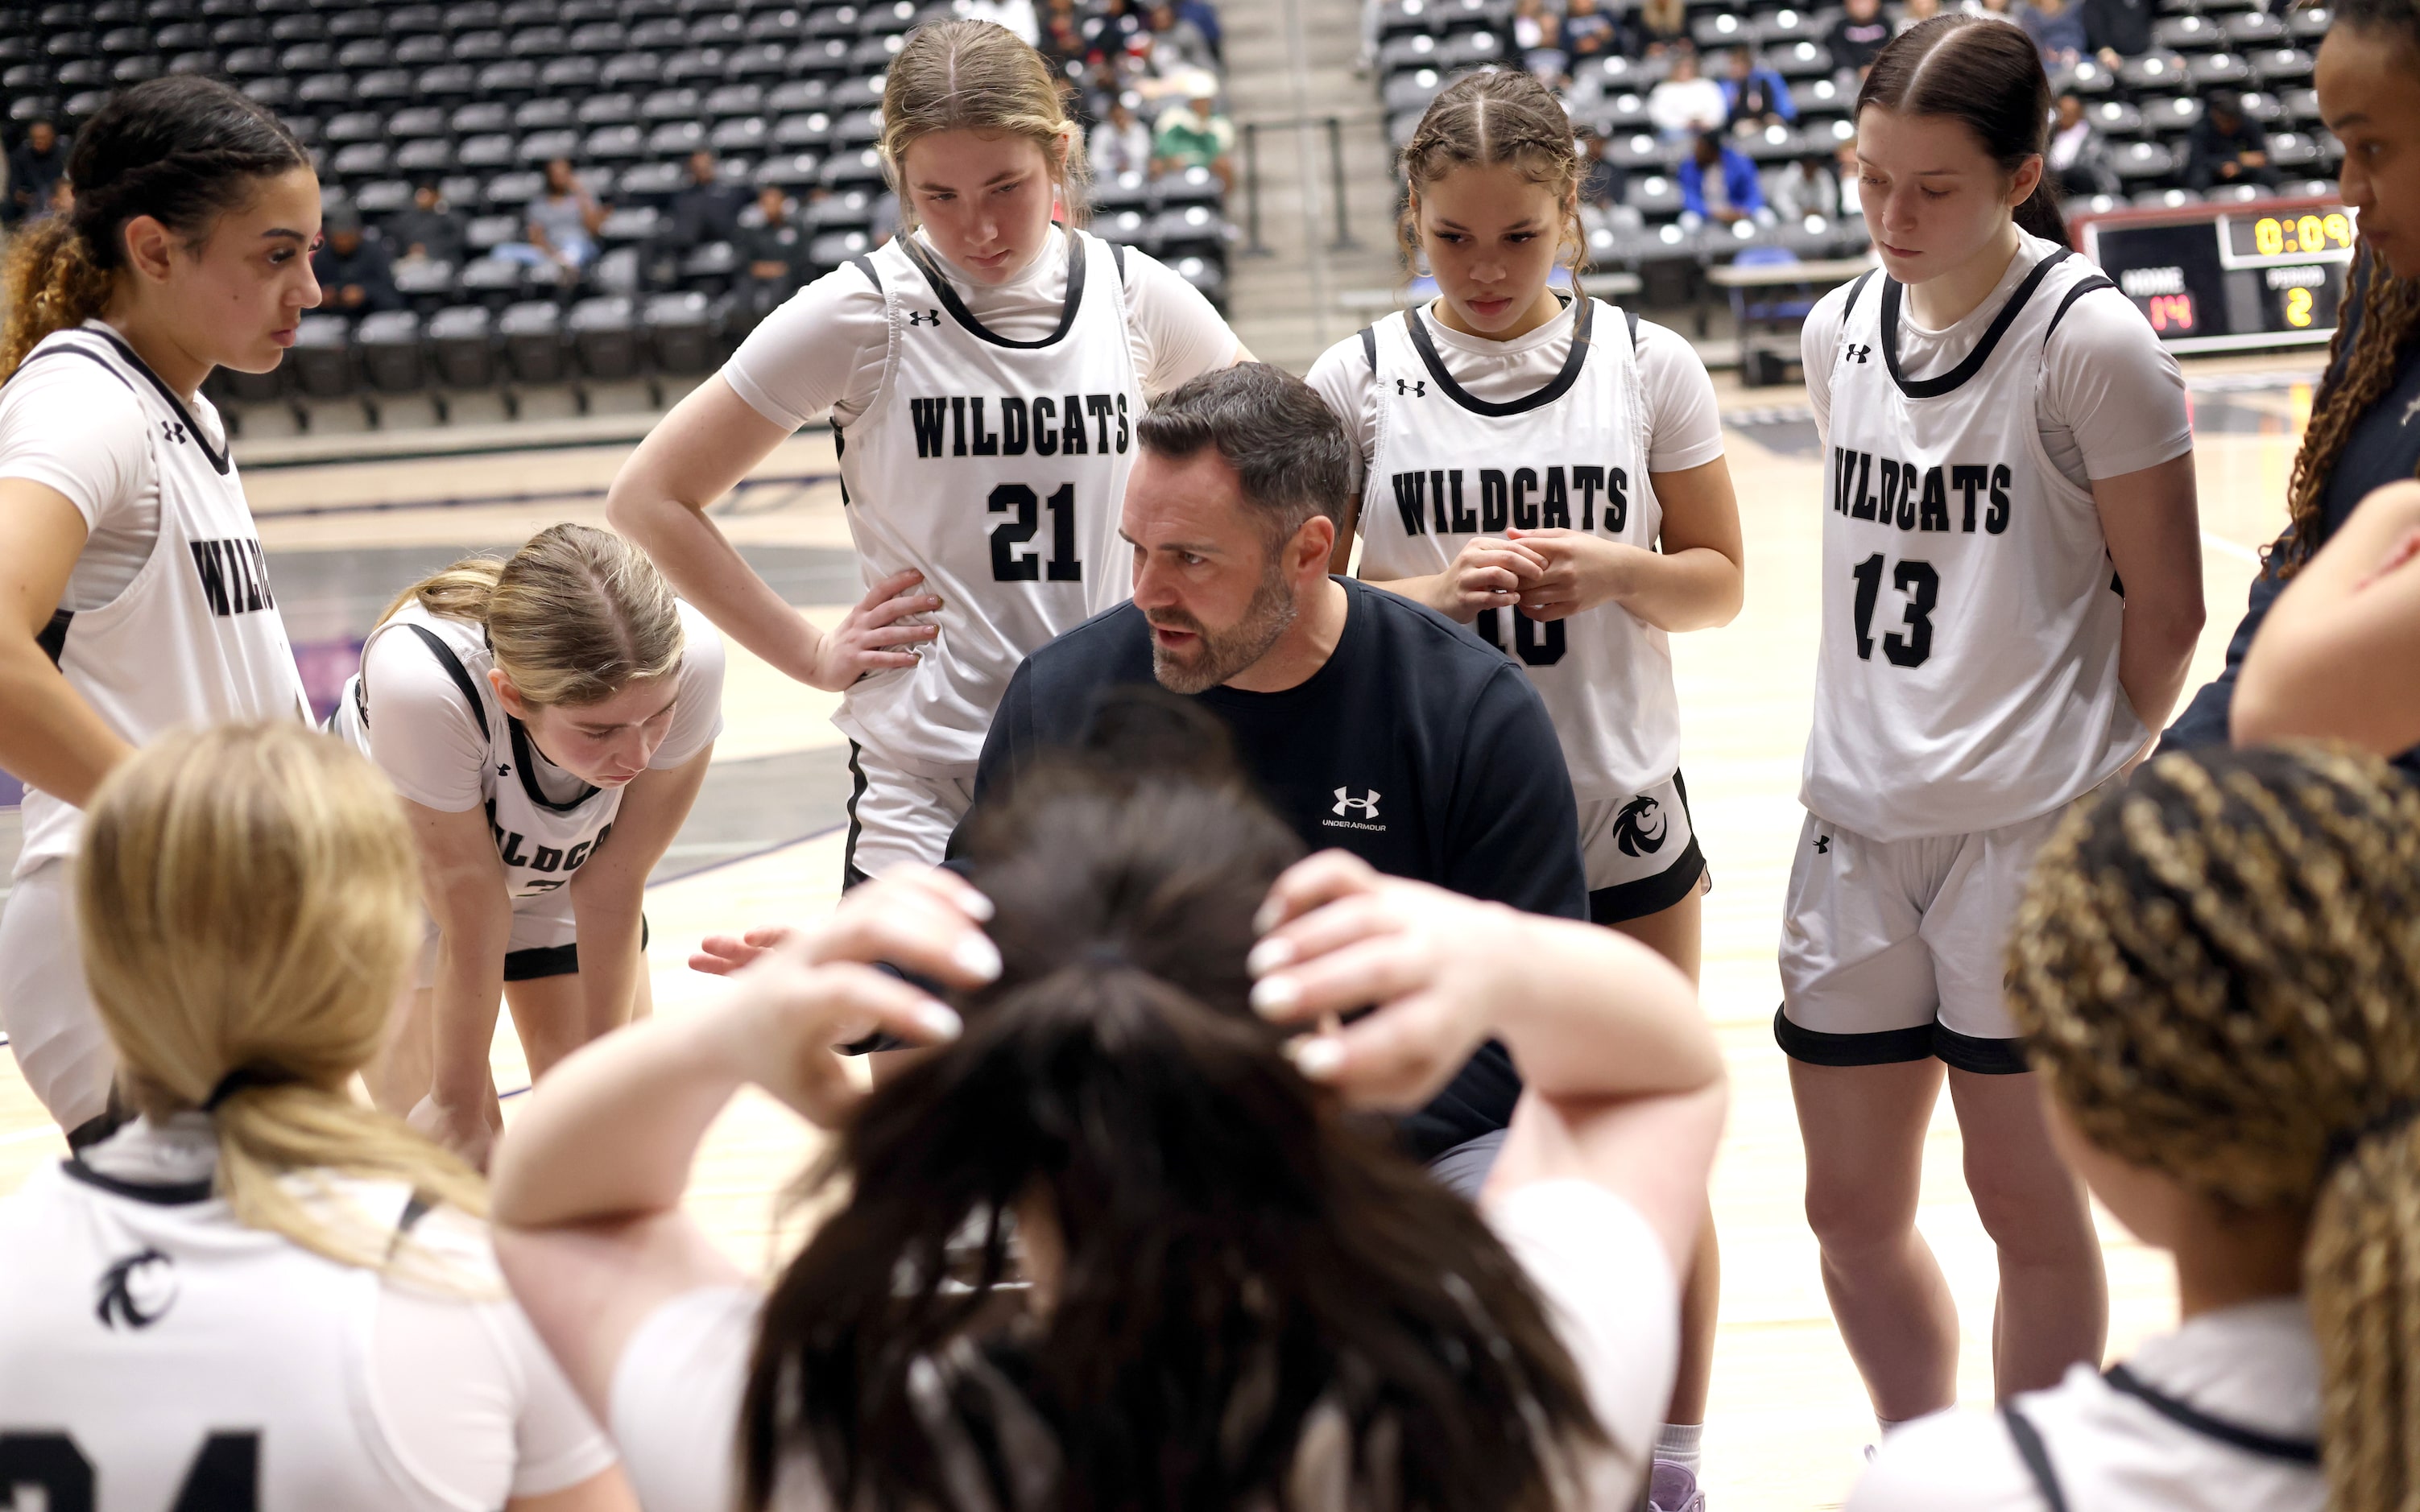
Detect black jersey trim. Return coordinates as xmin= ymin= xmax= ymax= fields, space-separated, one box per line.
xmin=1359 ymin=323 xmax=1377 ymax=371
xmin=398 ymin=623 xmax=491 ymax=741
xmin=37 ymin=609 xmax=70 ymax=667
xmin=1405 ymin=295 xmax=1595 ymax=418
xmin=1625 ymin=307 xmax=1641 ymax=350
xmin=507 ymin=717 xmax=602 ymax=814
xmin=2002 ymin=1403 xmax=2072 ymax=1512
xmin=62 ymin=1158 xmax=215 ymax=1206
xmin=1933 ymin=1022 xmax=2030 ymax=1075
xmin=2102 ymin=1365 xmax=2320 ymax=1464
xmin=72 ymin=328 xmax=233 ymax=476
xmin=900 ymin=229 xmax=1087 ymax=350
xmin=1108 ymin=238 xmax=1126 ymax=279
xmin=1880 ymin=249 xmax=2074 ymax=400
xmin=1773 ymin=1006 xmax=1937 ymax=1067
xmin=2042 ymin=276 xmax=2117 ymax=345
xmin=1841 ymin=269 xmax=1879 ymax=321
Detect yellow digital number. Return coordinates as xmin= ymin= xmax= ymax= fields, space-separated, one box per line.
xmin=2297 ymin=215 xmax=2324 ymax=254
xmin=2324 ymin=213 xmax=2353 ymax=247
xmin=2286 ymin=286 xmax=2315 ymax=328
xmin=2257 ymin=217 xmax=2285 ymax=256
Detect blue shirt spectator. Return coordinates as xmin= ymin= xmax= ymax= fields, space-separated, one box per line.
xmin=1678 ymin=133 xmax=1764 ymax=221
xmin=1721 ymin=48 xmax=1797 ymax=126
xmin=2019 ymin=0 xmax=2088 ymax=66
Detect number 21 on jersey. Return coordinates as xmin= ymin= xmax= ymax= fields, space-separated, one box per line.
xmin=987 ymin=483 xmax=1082 ymax=582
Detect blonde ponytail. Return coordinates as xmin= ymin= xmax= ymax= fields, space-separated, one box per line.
xmin=77 ymin=723 xmax=489 ymax=1277
xmin=380 ymin=523 xmax=685 ymax=709
xmin=0 ymin=214 xmax=115 ymax=383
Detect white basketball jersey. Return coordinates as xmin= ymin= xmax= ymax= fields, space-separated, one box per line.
xmin=0 ymin=1156 xmax=447 ymax=1510
xmin=10 ymin=326 xmax=309 ymax=881
xmin=331 ymin=602 xmax=639 ymax=899
xmin=1358 ymin=300 xmax=1678 ymax=801
xmin=831 ymin=229 xmax=1142 ymax=771
xmin=1802 ymin=252 xmax=2145 ymax=842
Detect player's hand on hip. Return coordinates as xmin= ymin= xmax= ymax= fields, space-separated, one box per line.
xmin=803 ymin=568 xmax=943 ymax=691
xmin=709 ymin=868 xmax=996 ymax=1124
xmin=1244 ymin=850 xmax=1516 ymax=1111
xmin=1433 ymin=536 xmax=1547 ymax=623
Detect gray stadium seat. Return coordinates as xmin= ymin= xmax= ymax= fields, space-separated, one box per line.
xmin=498 ymin=300 xmax=567 ymax=382
xmin=644 ymin=291 xmax=716 ymax=374
xmin=291 ymin=315 xmax=356 ymax=399
xmin=428 ymin=304 xmax=498 ymax=386
xmin=355 ymin=310 xmax=427 ymax=393
xmin=569 ymin=295 xmax=639 ymax=378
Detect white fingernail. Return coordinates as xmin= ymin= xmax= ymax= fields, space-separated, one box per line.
xmin=916 ymin=1003 xmax=964 ymax=1042
xmin=1250 ymin=974 xmax=1299 ymax=1017
xmin=1246 ymin=936 xmax=1293 ymax=976
xmin=1252 ymin=899 xmax=1284 ymax=936
xmin=961 ymin=888 xmax=996 ymax=923
xmin=954 ymin=932 xmax=1003 ymax=981
xmin=1288 ymin=1036 xmax=1343 ymax=1080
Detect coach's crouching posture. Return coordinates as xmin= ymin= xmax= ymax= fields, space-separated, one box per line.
xmin=962 ymin=362 xmax=1586 ymax=1187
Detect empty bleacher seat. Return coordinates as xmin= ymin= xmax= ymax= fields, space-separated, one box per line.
xmin=354 ymin=180 xmax=414 ymax=215
xmin=2088 ymin=98 xmax=2143 ymax=135
xmin=498 ymin=300 xmax=566 ymax=382
xmin=2144 ymin=94 xmax=2203 ymax=134
xmin=568 ymin=295 xmax=639 ymax=378
xmin=2116 ymin=49 xmax=2188 ymax=89
xmin=2150 ymin=14 xmax=2222 ymax=50
xmin=355 ymin=310 xmax=426 ymax=393
xmin=458 ymin=254 xmax=526 ymax=305
xmin=2250 ymin=46 xmax=2314 ymax=84
xmin=2109 ymin=139 xmax=2178 ymax=182
xmin=394 ymin=257 xmax=460 ymax=310
xmin=645 ymin=291 xmax=716 ymax=373
xmin=2265 ymin=130 xmax=2323 ymax=169
xmin=2186 ymin=52 xmax=2250 ymax=86
xmin=291 ymin=314 xmax=356 ymax=398
xmin=484 ymin=170 xmax=544 ymax=207
xmin=2133 ymin=187 xmax=2204 ymax=209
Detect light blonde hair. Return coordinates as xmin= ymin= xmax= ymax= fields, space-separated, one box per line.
xmin=2008 ymin=745 xmax=2420 ymax=1511
xmin=77 ymin=722 xmax=488 ymax=1274
xmin=879 ymin=19 xmax=1090 ymax=228
xmin=1399 ymin=69 xmax=1587 ymax=279
xmin=382 ymin=522 xmax=684 ymax=708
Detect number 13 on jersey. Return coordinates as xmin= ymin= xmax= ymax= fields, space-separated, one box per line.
xmin=1849 ymin=553 xmax=1938 ymax=667
xmin=987 ymin=482 xmax=1082 ymax=582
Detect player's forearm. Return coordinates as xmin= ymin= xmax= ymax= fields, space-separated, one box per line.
xmin=1360 ymin=572 xmax=1465 ymax=621
xmin=604 ymin=477 xmax=825 ymax=682
xmin=2116 ymin=589 xmax=2205 ymax=735
xmin=569 ymin=881 xmax=648 ymax=1039
xmin=426 ymin=899 xmax=513 ymax=1105
xmin=1489 ymin=914 xmax=1723 ymax=1104
xmin=1605 ymin=543 xmax=1744 ymax=631
xmin=0 ymin=642 xmax=134 ymax=809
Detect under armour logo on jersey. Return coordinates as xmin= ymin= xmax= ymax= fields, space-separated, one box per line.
xmin=906 ymin=309 xmax=941 ymax=326
xmin=1332 ymin=787 xmax=1381 ymax=819
xmin=95 ymin=1247 xmax=178 ymax=1331
xmin=497 ymin=763 xmax=511 ymax=778
xmin=1843 ymin=343 xmax=1872 ymax=365
xmin=2403 ymin=392 xmax=2420 ymax=428
xmin=1394 ymin=378 xmax=1426 ymax=397
xmin=161 ymin=419 xmax=188 ymax=444
xmin=1814 ymin=834 xmax=1831 ymax=854
xmin=1611 ymin=795 xmax=1668 ymax=857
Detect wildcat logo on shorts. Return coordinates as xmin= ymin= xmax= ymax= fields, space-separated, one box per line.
xmin=96 ymin=1247 xmax=178 ymax=1331
xmin=1611 ymin=794 xmax=1668 ymax=857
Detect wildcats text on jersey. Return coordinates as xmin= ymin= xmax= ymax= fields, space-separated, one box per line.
xmin=485 ymin=804 xmax=609 ymax=892
xmin=1386 ymin=465 xmax=1632 ymax=538
xmin=188 ymin=536 xmax=277 ymax=617
xmin=1830 ymin=448 xmax=2013 ymax=535
xmin=906 ymin=392 xmax=1130 ymax=460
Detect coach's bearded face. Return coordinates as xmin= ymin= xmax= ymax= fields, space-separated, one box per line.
xmin=1146 ymin=556 xmax=1297 ymax=694
xmin=1122 ymin=447 xmax=1303 ymax=696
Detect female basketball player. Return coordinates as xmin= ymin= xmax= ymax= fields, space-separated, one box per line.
xmin=1304 ymin=67 xmax=1743 ymax=1511
xmin=2171 ymin=0 xmax=2420 ymax=757
xmin=0 ymin=723 xmax=633 ymax=1511
xmin=1784 ymin=14 xmax=2204 ymax=1433
xmin=330 ymin=523 xmax=724 ymax=1168
xmin=0 ymin=76 xmax=319 ymax=1147
xmin=1852 ymin=744 xmax=2420 ymax=1512
xmin=606 ymin=19 xmax=1248 ymax=888
xmin=488 ymin=759 xmax=1726 ymax=1512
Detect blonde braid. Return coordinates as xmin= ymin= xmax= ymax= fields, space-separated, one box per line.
xmin=2009 ymin=745 xmax=2420 ymax=1510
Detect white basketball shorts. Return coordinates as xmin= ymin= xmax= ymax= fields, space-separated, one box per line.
xmin=0 ymin=859 xmax=116 ymax=1136
xmin=1774 ymin=804 xmax=2068 ymax=1075
xmin=1578 ymin=770 xmax=1707 ymax=926
xmin=843 ymin=741 xmax=978 ymax=887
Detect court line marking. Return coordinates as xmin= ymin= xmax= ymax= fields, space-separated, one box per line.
xmin=249 ymin=472 xmax=841 ymax=522
xmin=2203 ymin=531 xmax=2265 ymax=564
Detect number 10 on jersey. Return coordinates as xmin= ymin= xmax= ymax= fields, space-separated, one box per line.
xmin=989 ymin=483 xmax=1082 ymax=582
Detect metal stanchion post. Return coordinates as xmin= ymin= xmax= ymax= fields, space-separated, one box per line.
xmin=1241 ymin=121 xmax=1272 ymax=256
xmin=1324 ymin=116 xmax=1361 ymax=250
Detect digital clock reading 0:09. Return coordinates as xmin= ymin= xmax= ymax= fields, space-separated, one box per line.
xmin=2236 ymin=211 xmax=2356 ymax=258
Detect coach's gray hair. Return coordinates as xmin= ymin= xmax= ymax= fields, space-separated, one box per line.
xmin=1135 ymin=364 xmax=1353 ymax=551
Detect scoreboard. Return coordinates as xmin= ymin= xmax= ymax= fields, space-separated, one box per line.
xmin=2074 ymin=196 xmax=2358 ymax=353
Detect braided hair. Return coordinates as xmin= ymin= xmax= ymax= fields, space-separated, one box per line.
xmin=2272 ymin=0 xmax=2420 ymax=574
xmin=0 ymin=76 xmax=309 ymax=382
xmin=2008 ymin=744 xmax=2420 ymax=1510
xmin=1398 ymin=69 xmax=1588 ymax=279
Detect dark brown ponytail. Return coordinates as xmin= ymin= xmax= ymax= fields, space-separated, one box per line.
xmin=0 ymin=76 xmax=308 ymax=382
xmin=1857 ymin=14 xmax=2068 ymax=248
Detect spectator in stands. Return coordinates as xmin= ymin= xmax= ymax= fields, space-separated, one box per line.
xmin=1764 ymin=152 xmax=1841 ymax=219
xmin=668 ymin=151 xmax=746 ymax=252
xmin=733 ymin=184 xmax=805 ymax=323
xmin=1086 ymin=0 xmax=1148 ymax=64
xmin=1679 ymin=129 xmax=1764 ymax=222
xmin=1580 ymin=130 xmax=1628 ymax=208
xmin=1828 ymin=0 xmax=1894 ymax=76
xmin=6 ymin=121 xmax=67 ymax=225
xmin=1091 ymin=96 xmax=1157 ymax=179
xmin=2080 ymin=0 xmax=2153 ymax=69
xmin=1648 ymin=48 xmax=1730 ymax=137
xmin=1147 ymin=2 xmax=1217 ymax=73
xmin=1969 ymin=0 xmax=2015 ymax=18
xmin=2186 ymin=90 xmax=2280 ymax=189
xmin=1040 ymin=0 xmax=1087 ymax=68
xmin=1514 ymin=0 xmax=1568 ymax=79
xmin=2046 ymin=90 xmax=2116 ymax=196
xmin=391 ymin=180 xmax=468 ymax=268
xmin=311 ymin=206 xmax=402 ymax=316
xmin=1563 ymin=0 xmax=1621 ymax=64
xmin=1177 ymin=0 xmax=1222 ymax=60
xmin=517 ymin=158 xmax=606 ymax=283
xmin=1155 ymin=76 xmax=1236 ymax=191
xmin=1722 ymin=46 xmax=1797 ymax=130
xmin=1897 ymin=0 xmax=1942 ymax=33
xmin=2017 ymin=0 xmax=2087 ymax=68
xmin=1635 ymin=0 xmax=1691 ymax=56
